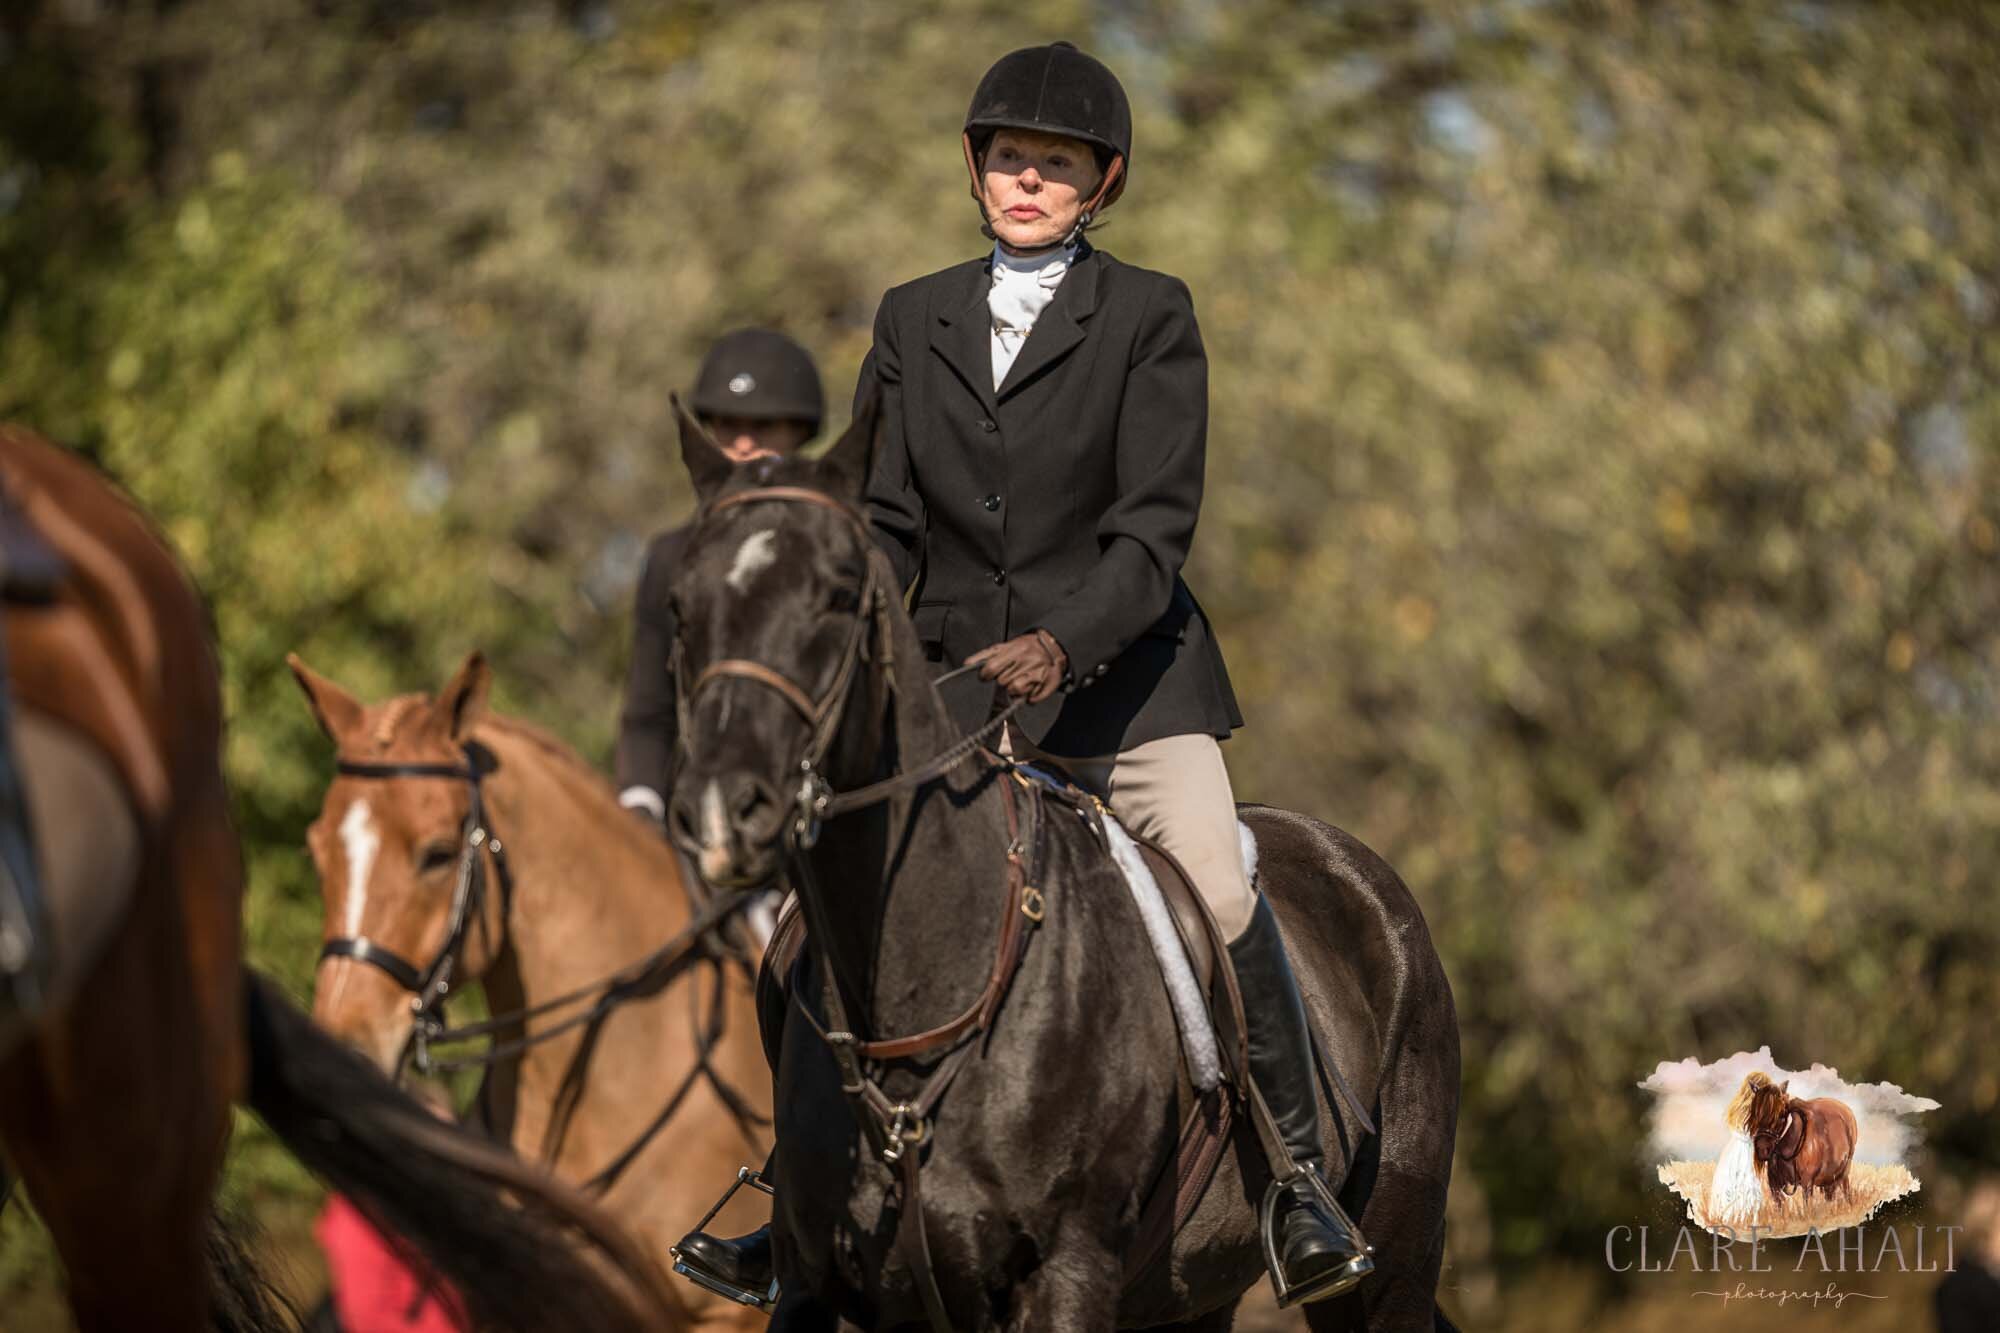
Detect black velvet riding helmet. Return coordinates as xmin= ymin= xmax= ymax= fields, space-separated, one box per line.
xmin=963 ymin=41 xmax=1131 ymax=220
xmin=688 ymin=328 xmax=824 ymax=434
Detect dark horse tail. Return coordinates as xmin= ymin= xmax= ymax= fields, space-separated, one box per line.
xmin=240 ymin=970 xmax=684 ymax=1332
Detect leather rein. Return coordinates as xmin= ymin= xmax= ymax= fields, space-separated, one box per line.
xmin=678 ymin=484 xmax=1043 ymax=1330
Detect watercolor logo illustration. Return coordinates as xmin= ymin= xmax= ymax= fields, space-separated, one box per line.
xmin=1643 ymin=1048 xmax=1939 ymax=1237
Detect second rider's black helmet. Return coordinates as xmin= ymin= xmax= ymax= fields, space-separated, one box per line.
xmin=963 ymin=41 xmax=1131 ymax=217
xmin=688 ymin=328 xmax=824 ymax=435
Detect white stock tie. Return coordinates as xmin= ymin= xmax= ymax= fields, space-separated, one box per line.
xmin=988 ymin=244 xmax=1076 ymax=390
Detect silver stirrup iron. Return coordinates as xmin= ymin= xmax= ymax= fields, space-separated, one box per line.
xmin=1261 ymin=1167 xmax=1377 ymax=1308
xmin=669 ymin=1167 xmax=780 ymax=1311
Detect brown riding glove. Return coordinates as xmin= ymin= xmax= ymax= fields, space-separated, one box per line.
xmin=966 ymin=628 xmax=1070 ymax=704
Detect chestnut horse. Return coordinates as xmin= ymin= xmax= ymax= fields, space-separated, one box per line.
xmin=1745 ymin=1075 xmax=1858 ymax=1208
xmin=290 ymin=653 xmax=774 ymax=1329
xmin=0 ymin=425 xmax=674 ymax=1332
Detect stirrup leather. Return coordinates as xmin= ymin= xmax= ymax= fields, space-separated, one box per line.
xmin=1260 ymin=1167 xmax=1376 ymax=1308
xmin=669 ymin=1167 xmax=780 ymax=1311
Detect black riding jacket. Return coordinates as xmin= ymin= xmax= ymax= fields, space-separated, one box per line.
xmin=859 ymin=241 xmax=1242 ymax=757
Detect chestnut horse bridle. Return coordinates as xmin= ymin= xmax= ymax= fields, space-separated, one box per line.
xmin=318 ymin=743 xmax=512 ymax=1054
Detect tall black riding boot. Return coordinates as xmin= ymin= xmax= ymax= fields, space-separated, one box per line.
xmin=1226 ymin=894 xmax=1374 ymax=1305
xmin=673 ymin=1222 xmax=775 ymax=1307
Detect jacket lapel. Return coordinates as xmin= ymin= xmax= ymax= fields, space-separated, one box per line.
xmin=997 ymin=245 xmax=1100 ymax=401
xmin=929 ymin=259 xmax=999 ymax=415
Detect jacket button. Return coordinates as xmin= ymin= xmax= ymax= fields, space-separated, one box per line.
xmin=978 ymin=418 xmax=997 ymax=432
xmin=991 ymin=568 xmax=1007 ymax=586
xmin=981 ymin=494 xmax=1001 ymax=511
xmin=1095 ymin=663 xmax=1109 ymax=678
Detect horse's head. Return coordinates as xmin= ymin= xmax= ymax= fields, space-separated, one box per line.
xmin=290 ymin=651 xmax=507 ymax=1073
xmin=665 ymin=382 xmax=885 ymax=890
xmin=1745 ymin=1077 xmax=1793 ymax=1140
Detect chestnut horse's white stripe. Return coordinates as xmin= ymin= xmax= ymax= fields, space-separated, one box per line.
xmin=339 ymin=799 xmax=380 ymax=938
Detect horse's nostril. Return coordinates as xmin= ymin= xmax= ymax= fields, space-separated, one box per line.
xmin=727 ymin=774 xmax=781 ymax=835
xmin=668 ymin=795 xmax=701 ymax=849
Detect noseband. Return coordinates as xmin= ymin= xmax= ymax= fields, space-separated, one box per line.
xmin=318 ymin=743 xmax=513 ymax=1047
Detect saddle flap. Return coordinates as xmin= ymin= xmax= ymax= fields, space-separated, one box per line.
xmin=1133 ymin=839 xmax=1216 ymax=997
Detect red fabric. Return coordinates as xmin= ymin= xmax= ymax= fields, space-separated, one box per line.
xmin=315 ymin=1195 xmax=469 ymax=1333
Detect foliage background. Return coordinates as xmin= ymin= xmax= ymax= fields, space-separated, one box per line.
xmin=2 ymin=1 xmax=1995 ymax=1328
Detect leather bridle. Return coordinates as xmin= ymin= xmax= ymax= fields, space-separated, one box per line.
xmin=673 ymin=486 xmax=893 ymax=831
xmin=319 ymin=744 xmax=512 ymax=1059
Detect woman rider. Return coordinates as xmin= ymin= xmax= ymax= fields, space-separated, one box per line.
xmin=677 ymin=42 xmax=1371 ymax=1307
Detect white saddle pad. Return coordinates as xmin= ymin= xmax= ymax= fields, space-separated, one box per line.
xmin=1096 ymin=815 xmax=1260 ymax=1094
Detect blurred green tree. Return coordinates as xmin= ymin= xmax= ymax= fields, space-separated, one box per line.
xmin=1 ymin=1 xmax=1995 ymax=1321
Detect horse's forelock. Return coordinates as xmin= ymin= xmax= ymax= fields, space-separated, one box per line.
xmin=369 ymin=694 xmax=432 ymax=752
xmin=1750 ymin=1081 xmax=1787 ymax=1131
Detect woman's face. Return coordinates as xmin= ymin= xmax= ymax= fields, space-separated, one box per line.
xmin=979 ymin=128 xmax=1105 ymax=252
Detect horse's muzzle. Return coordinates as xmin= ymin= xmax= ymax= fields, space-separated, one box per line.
xmin=670 ymin=771 xmax=784 ymax=890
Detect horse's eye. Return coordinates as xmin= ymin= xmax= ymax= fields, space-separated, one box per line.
xmin=416 ymin=841 xmax=458 ymax=876
xmin=829 ymin=587 xmax=860 ymax=613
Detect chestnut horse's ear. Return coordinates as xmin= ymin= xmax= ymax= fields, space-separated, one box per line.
xmin=674 ymin=392 xmax=734 ymax=503
xmin=818 ymin=372 xmax=882 ymax=502
xmin=435 ymin=651 xmax=491 ymax=741
xmin=287 ymin=654 xmax=365 ymax=742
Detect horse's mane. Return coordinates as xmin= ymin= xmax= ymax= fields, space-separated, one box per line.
xmin=474 ymin=714 xmax=623 ymax=806
xmin=369 ymin=689 xmax=624 ymax=811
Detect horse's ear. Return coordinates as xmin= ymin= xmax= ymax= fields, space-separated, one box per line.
xmin=818 ymin=372 xmax=882 ymax=502
xmin=287 ymin=654 xmax=365 ymax=743
xmin=674 ymin=392 xmax=734 ymax=503
xmin=435 ymin=651 xmax=491 ymax=741
xmin=1779 ymin=1080 xmax=1790 ymax=1097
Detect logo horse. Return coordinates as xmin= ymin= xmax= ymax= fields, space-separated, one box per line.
xmin=1743 ymin=1071 xmax=1859 ymax=1211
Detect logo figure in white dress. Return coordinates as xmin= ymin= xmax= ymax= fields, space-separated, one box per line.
xmin=1706 ymin=1072 xmax=1773 ymax=1227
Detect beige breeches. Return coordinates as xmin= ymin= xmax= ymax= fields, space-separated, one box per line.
xmin=1000 ymin=725 xmax=1257 ymax=940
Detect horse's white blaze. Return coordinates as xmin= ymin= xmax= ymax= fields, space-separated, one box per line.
xmin=339 ymin=798 xmax=380 ymax=936
xmin=698 ymin=780 xmax=735 ymax=882
xmin=726 ymin=529 xmax=778 ymax=592
xmin=699 ymin=781 xmax=728 ymax=850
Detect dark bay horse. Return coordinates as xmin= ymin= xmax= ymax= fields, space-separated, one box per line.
xmin=289 ymin=652 xmax=775 ymax=1329
xmin=1746 ymin=1075 xmax=1858 ymax=1209
xmin=0 ymin=425 xmax=674 ymax=1331
xmin=665 ymin=394 xmax=1460 ymax=1331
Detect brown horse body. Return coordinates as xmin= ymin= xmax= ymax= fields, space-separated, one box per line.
xmin=0 ymin=426 xmax=683 ymax=1332
xmin=1747 ymin=1079 xmax=1858 ymax=1206
xmin=293 ymin=656 xmax=774 ymax=1329
xmin=0 ymin=425 xmax=247 ymax=1330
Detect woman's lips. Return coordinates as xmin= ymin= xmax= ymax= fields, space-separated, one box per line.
xmin=1006 ymin=205 xmax=1043 ymax=219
